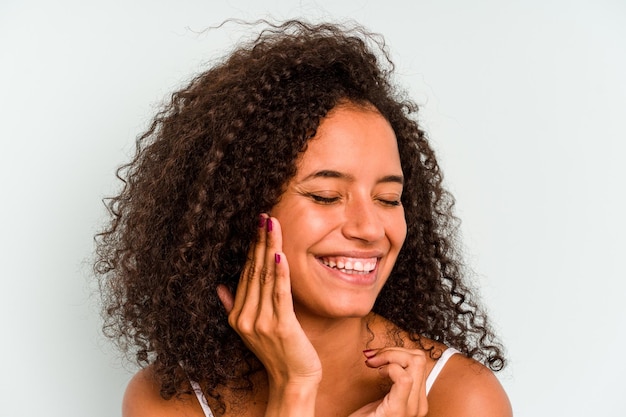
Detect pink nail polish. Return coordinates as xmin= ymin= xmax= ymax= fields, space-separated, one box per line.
xmin=275 ymin=253 xmax=281 ymax=264
xmin=266 ymin=218 xmax=273 ymax=232
xmin=258 ymin=215 xmax=266 ymax=228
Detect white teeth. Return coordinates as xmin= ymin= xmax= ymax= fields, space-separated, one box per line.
xmin=320 ymin=257 xmax=377 ymax=274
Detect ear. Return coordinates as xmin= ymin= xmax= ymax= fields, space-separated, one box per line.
xmin=216 ymin=284 xmax=234 ymax=313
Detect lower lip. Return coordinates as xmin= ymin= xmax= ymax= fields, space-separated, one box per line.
xmin=317 ymin=259 xmax=379 ymax=286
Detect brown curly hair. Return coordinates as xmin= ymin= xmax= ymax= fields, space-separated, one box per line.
xmin=95 ymin=20 xmax=505 ymax=404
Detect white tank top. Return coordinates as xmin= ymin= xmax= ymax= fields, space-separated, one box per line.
xmin=191 ymin=347 xmax=459 ymax=417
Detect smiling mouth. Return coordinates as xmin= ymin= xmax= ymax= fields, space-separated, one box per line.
xmin=318 ymin=256 xmax=378 ymax=274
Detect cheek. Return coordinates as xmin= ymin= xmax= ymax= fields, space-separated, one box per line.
xmin=391 ymin=212 xmax=408 ymax=250
xmin=276 ymin=206 xmax=330 ymax=254
xmin=285 ymin=206 xmax=334 ymax=236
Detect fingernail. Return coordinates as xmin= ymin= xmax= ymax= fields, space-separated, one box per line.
xmin=266 ymin=218 xmax=273 ymax=232
xmin=275 ymin=253 xmax=281 ymax=264
xmin=258 ymin=215 xmax=266 ymax=228
xmin=363 ymin=349 xmax=376 ymax=358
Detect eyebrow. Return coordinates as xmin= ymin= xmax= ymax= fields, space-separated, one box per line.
xmin=300 ymin=170 xmax=404 ymax=185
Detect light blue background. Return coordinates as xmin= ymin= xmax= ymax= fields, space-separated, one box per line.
xmin=2 ymin=1 xmax=625 ymax=416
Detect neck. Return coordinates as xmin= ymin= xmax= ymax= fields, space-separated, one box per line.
xmin=292 ymin=311 xmax=390 ymax=414
xmin=295 ymin=311 xmax=376 ymax=375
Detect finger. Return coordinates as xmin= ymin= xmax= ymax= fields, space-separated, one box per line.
xmin=259 ymin=217 xmax=280 ymax=303
xmin=272 ymin=250 xmax=294 ymax=316
xmin=368 ymin=348 xmax=426 ymax=393
xmin=216 ymin=284 xmax=234 ymax=313
xmin=230 ymin=214 xmax=268 ymax=325
xmin=364 ymin=347 xmax=426 ymax=370
xmin=377 ymin=363 xmax=427 ymax=417
xmin=258 ymin=217 xmax=294 ymax=320
xmin=417 ymin=373 xmax=428 ymax=417
xmin=366 ymin=348 xmax=427 ymax=416
xmin=377 ymin=362 xmax=413 ymax=402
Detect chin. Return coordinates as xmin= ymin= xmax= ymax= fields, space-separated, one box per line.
xmin=295 ymin=295 xmax=377 ymax=320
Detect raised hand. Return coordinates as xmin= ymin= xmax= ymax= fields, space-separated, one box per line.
xmin=349 ymin=348 xmax=428 ymax=417
xmin=217 ymin=215 xmax=322 ymax=416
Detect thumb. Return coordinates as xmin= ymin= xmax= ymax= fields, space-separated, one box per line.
xmin=216 ymin=284 xmax=234 ymax=313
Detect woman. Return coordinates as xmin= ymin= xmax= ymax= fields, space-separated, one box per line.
xmin=96 ymin=20 xmax=511 ymax=416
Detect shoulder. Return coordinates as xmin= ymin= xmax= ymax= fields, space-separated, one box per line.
xmin=427 ymin=353 xmax=512 ymax=417
xmin=123 ymin=366 xmax=204 ymax=417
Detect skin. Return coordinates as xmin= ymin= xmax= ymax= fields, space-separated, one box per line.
xmin=266 ymin=103 xmax=408 ymax=332
xmin=123 ymin=104 xmax=513 ymax=417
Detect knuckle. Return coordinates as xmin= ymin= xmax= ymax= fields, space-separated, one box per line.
xmin=411 ymin=353 xmax=427 ymax=367
xmin=272 ymin=287 xmax=289 ymax=304
xmin=396 ymin=372 xmax=413 ymax=386
xmin=413 ymin=349 xmax=426 ymax=358
xmin=235 ymin=317 xmax=254 ymax=334
xmin=246 ymin=264 xmax=258 ymax=282
xmin=259 ymin=266 xmax=272 ymax=283
xmin=253 ymin=320 xmax=272 ymax=335
xmin=227 ymin=314 xmax=237 ymax=329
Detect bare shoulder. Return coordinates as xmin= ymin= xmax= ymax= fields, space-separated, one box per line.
xmin=427 ymin=354 xmax=512 ymax=417
xmin=123 ymin=366 xmax=203 ymax=417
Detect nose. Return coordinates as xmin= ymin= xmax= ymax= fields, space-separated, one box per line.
xmin=341 ymin=196 xmax=385 ymax=243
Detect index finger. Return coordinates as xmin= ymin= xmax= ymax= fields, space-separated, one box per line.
xmin=230 ymin=214 xmax=269 ymax=315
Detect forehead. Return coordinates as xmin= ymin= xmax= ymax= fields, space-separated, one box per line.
xmin=295 ymin=104 xmax=402 ymax=177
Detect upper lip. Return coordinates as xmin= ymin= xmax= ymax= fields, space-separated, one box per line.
xmin=315 ymin=250 xmax=385 ymax=259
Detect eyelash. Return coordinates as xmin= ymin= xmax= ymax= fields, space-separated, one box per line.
xmin=308 ymin=193 xmax=401 ymax=207
xmin=309 ymin=194 xmax=340 ymax=204
xmin=379 ymin=198 xmax=402 ymax=207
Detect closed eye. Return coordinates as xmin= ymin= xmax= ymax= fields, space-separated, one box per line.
xmin=375 ymin=191 xmax=403 ymax=207
xmin=309 ymin=193 xmax=340 ymax=204
xmin=379 ymin=198 xmax=401 ymax=207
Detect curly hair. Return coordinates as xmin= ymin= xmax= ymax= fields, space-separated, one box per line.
xmin=95 ymin=20 xmax=505 ymax=404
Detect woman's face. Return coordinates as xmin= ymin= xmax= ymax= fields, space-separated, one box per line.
xmin=271 ymin=104 xmax=407 ymax=320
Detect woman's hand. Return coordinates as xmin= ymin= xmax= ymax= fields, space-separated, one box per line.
xmin=217 ymin=215 xmax=322 ymax=414
xmin=349 ymin=348 xmax=428 ymax=417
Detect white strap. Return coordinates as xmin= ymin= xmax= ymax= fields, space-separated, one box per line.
xmin=425 ymin=347 xmax=459 ymax=395
xmin=190 ymin=348 xmax=458 ymax=413
xmin=190 ymin=380 xmax=215 ymax=417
